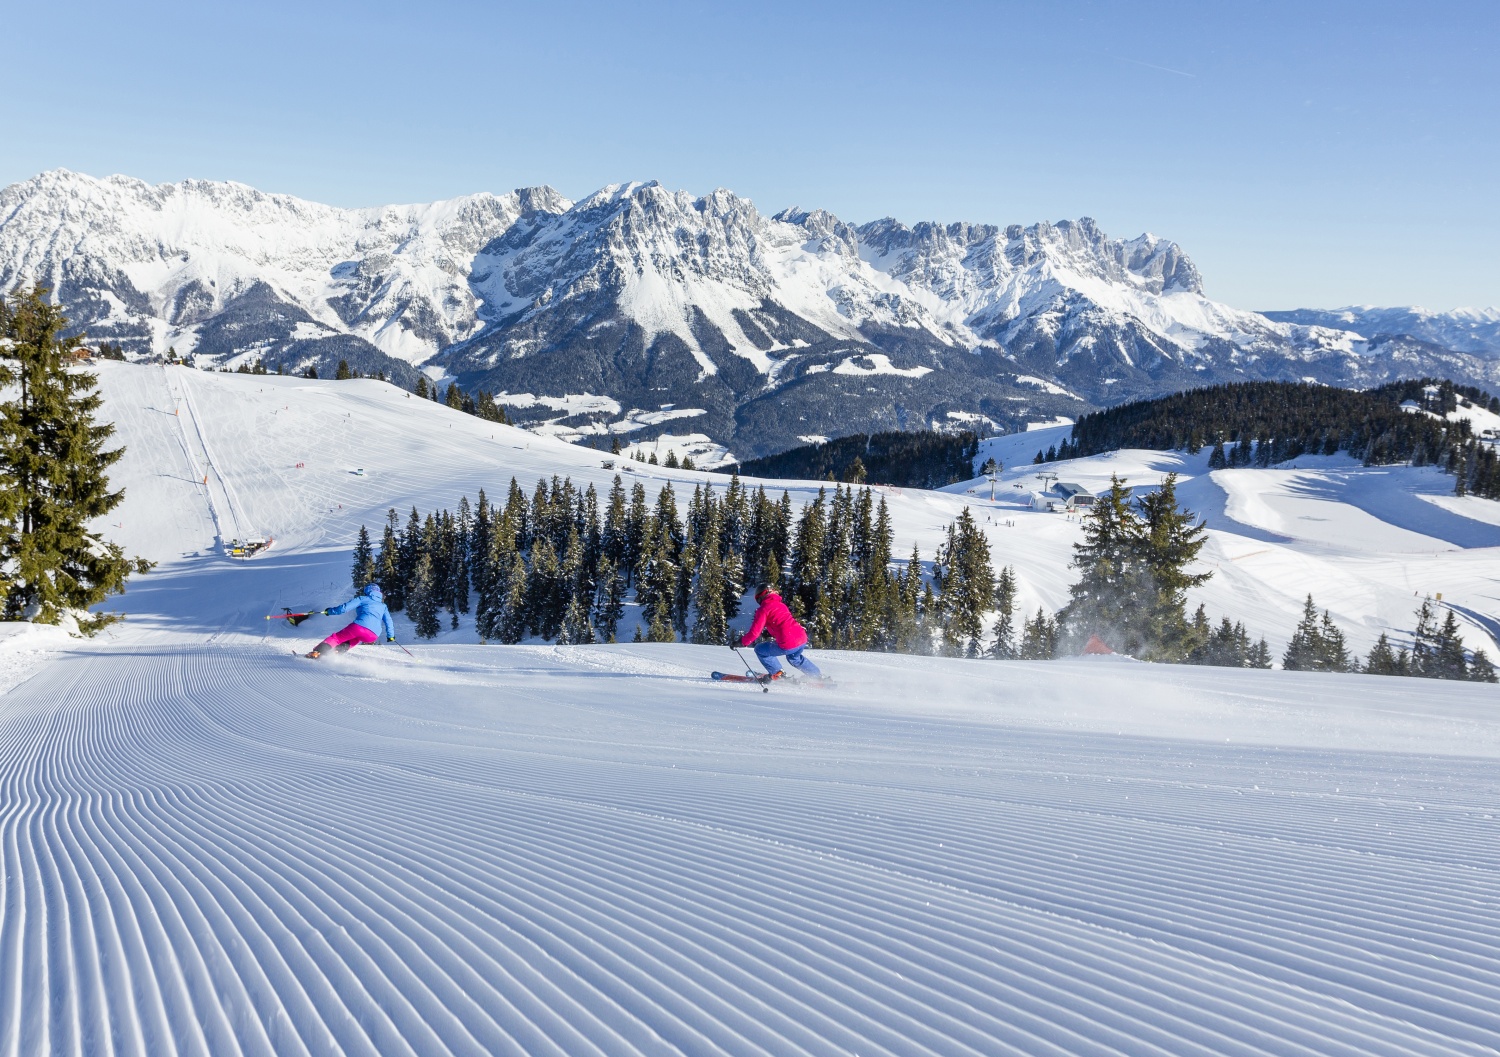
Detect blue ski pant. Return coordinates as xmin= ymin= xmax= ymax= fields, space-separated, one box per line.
xmin=754 ymin=640 xmax=821 ymax=677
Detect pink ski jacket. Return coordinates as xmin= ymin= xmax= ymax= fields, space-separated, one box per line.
xmin=740 ymin=590 xmax=809 ymax=650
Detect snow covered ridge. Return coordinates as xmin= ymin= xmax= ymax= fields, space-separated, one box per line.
xmin=1265 ymin=305 xmax=1500 ymax=356
xmin=6 ymin=169 xmax=1500 ymax=458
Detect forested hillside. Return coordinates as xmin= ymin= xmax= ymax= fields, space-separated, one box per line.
xmin=1045 ymin=379 xmax=1500 ymax=499
xmin=733 ymin=431 xmax=979 ymax=488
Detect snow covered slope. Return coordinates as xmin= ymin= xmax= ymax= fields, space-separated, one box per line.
xmin=969 ymin=426 xmax=1500 ymax=658
xmin=2 ymin=363 xmax=1499 ymax=1056
xmin=96 ymin=362 xmax=1500 ymax=660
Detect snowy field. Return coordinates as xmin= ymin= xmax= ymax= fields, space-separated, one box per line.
xmin=2 ymin=364 xmax=1498 ymax=1055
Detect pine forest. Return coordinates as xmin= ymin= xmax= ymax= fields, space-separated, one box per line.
xmin=350 ymin=471 xmax=1494 ymax=682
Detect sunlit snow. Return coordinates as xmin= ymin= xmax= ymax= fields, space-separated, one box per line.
xmin=1 ymin=364 xmax=1497 ymax=1055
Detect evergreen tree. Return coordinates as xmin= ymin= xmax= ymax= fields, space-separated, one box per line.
xmin=489 ymin=552 xmax=524 ymax=644
xmin=558 ymin=526 xmax=591 ymax=643
xmin=856 ymin=496 xmax=895 ymax=650
xmin=1019 ymin=608 xmax=1057 ymax=659
xmin=1282 ymin=595 xmax=1324 ymax=671
xmin=1316 ymin=610 xmax=1353 ymax=672
xmin=558 ymin=593 xmax=593 ymax=644
xmin=1057 ymin=475 xmax=1147 ymax=654
xmin=935 ymin=508 xmax=994 ymax=657
xmin=475 ymin=514 xmax=516 ymax=641
xmin=408 ymin=553 xmax=442 ymax=638
xmin=646 ymin=606 xmax=676 ymax=642
xmin=1186 ymin=606 xmax=1214 ymax=663
xmin=1283 ymin=595 xmax=1353 ymax=672
xmin=1469 ymin=650 xmax=1498 ymax=683
xmin=398 ymin=506 xmax=422 ymax=597
xmin=450 ymin=496 xmax=472 ymax=617
xmin=690 ymin=514 xmax=729 ymax=645
xmin=350 ymin=525 xmax=375 ymax=590
xmin=891 ymin=545 xmax=924 ymax=653
xmin=1430 ymin=609 xmax=1471 ymax=679
xmin=989 ymin=565 xmax=1018 ymax=659
xmin=592 ymin=556 xmax=626 ymax=642
xmin=602 ymin=475 xmax=629 ymax=569
xmin=635 ymin=522 xmax=679 ymax=642
xmin=376 ymin=510 xmax=403 ymax=610
xmin=469 ymin=491 xmax=493 ymax=616
xmin=527 ymin=536 xmax=564 ymax=639
xmin=1365 ymin=633 xmax=1404 ymax=675
xmin=336 ymin=359 xmax=351 ymax=380
xmin=0 ymin=286 xmax=151 ymax=630
xmin=623 ymin=482 xmax=649 ymax=587
xmin=581 ymin=483 xmax=602 ymax=581
xmin=786 ymin=489 xmax=828 ymax=622
xmin=1135 ymin=474 xmax=1212 ymax=661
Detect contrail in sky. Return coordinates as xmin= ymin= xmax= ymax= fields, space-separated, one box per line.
xmin=1118 ymin=56 xmax=1197 ymax=78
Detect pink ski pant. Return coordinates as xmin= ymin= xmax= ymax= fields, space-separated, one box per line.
xmin=324 ymin=623 xmax=378 ymax=649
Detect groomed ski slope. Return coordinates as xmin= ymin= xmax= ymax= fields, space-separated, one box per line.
xmin=1 ymin=364 xmax=1498 ymax=1056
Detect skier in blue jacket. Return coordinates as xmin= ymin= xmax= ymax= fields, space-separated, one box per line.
xmin=307 ymin=583 xmax=396 ymax=658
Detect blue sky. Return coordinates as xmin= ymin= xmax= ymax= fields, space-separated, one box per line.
xmin=3 ymin=0 xmax=1495 ymax=309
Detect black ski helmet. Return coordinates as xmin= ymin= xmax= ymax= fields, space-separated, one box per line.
xmin=754 ymin=583 xmax=773 ymax=602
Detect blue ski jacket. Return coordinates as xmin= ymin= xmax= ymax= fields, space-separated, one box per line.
xmin=328 ymin=584 xmax=396 ymax=640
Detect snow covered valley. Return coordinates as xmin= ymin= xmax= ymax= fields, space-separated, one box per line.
xmin=2 ymin=364 xmax=1499 ymax=1055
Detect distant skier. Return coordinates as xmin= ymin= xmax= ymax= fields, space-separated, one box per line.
xmin=306 ymin=583 xmax=395 ymax=658
xmin=736 ymin=583 xmax=823 ymax=681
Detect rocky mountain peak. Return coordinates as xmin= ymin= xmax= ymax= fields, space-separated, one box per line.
xmin=3 ymin=169 xmax=1497 ymax=460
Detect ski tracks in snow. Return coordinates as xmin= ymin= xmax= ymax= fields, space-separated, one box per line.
xmin=164 ymin=368 xmax=254 ymax=549
xmin=2 ymin=644 xmax=1498 ymax=1056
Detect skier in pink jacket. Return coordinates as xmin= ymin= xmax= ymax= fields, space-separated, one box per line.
xmin=738 ymin=583 xmax=823 ymax=680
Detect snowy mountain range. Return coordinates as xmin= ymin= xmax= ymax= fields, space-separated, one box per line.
xmin=3 ymin=169 xmax=1497 ymax=457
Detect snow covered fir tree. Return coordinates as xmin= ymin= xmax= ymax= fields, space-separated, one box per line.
xmin=0 ymin=286 xmax=151 ymax=632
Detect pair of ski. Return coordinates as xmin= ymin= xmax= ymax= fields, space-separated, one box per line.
xmin=710 ymin=670 xmax=835 ymax=691
xmin=712 ymin=645 xmax=832 ymax=691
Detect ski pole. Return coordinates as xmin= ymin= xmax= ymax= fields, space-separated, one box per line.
xmin=391 ymin=639 xmax=415 ymax=658
xmin=730 ymin=644 xmax=754 ymax=677
xmin=731 ymin=645 xmax=771 ymax=692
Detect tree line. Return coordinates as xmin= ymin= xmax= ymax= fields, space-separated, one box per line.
xmin=349 ymin=473 xmax=1009 ymax=656
xmin=734 ymin=431 xmax=980 ymax=488
xmin=1282 ymin=593 xmax=1495 ymax=681
xmin=1039 ymin=379 xmax=1500 ymax=500
xmin=350 ymin=466 xmax=1497 ymax=682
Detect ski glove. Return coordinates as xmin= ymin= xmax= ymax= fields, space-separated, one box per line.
xmin=321 ymin=608 xmax=331 ymax=616
xmin=387 ymin=637 xmax=396 ymax=643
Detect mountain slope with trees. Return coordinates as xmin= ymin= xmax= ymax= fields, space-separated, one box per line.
xmin=1045 ymin=378 xmax=1500 ymax=499
xmin=733 ymin=431 xmax=979 ymax=488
